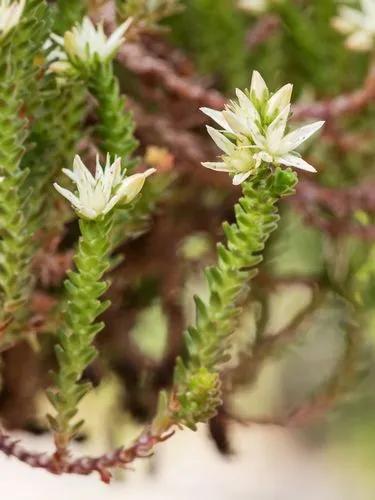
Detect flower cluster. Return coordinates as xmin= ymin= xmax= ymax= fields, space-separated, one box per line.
xmin=0 ymin=0 xmax=25 ymax=39
xmin=332 ymin=0 xmax=375 ymax=52
xmin=48 ymin=16 xmax=132 ymax=75
xmin=201 ymin=71 xmax=324 ymax=185
xmin=54 ymin=155 xmax=155 ymax=219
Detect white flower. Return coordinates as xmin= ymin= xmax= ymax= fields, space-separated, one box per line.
xmin=0 ymin=0 xmax=25 ymax=39
xmin=54 ymin=155 xmax=155 ymax=219
xmin=49 ymin=16 xmax=132 ymax=73
xmin=202 ymin=71 xmax=293 ymax=136
xmin=332 ymin=0 xmax=375 ymax=51
xmin=201 ymin=70 xmax=324 ymax=184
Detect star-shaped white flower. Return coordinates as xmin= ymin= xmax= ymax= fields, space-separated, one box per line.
xmin=49 ymin=16 xmax=132 ymax=73
xmin=332 ymin=0 xmax=375 ymax=51
xmin=54 ymin=155 xmax=155 ymax=219
xmin=0 ymin=0 xmax=25 ymax=39
xmin=201 ymin=70 xmax=324 ymax=184
xmin=202 ymin=70 xmax=293 ymax=137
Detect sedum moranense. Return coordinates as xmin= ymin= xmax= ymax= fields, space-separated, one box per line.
xmin=332 ymin=0 xmax=375 ymax=52
xmin=153 ymin=73 xmax=324 ymax=430
xmin=48 ymin=15 xmax=172 ymax=249
xmin=48 ymin=155 xmax=154 ymax=456
xmin=201 ymin=70 xmax=324 ymax=185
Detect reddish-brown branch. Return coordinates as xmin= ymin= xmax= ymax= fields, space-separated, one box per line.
xmin=0 ymin=427 xmax=174 ymax=483
xmin=118 ymin=42 xmax=225 ymax=109
xmin=293 ymin=63 xmax=375 ymax=121
xmin=120 ymin=40 xmax=375 ymax=121
xmin=293 ymin=179 xmax=375 ymax=239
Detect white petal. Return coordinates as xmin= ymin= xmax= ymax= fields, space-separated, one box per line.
xmin=279 ymin=153 xmax=317 ymax=173
xmin=279 ymin=120 xmax=324 ymax=154
xmin=222 ymin=110 xmax=248 ymax=135
xmin=235 ymin=88 xmax=260 ymax=123
xmin=250 ymin=70 xmax=269 ymax=103
xmin=102 ymin=193 xmax=122 ymax=215
xmin=346 ymin=30 xmax=373 ymax=51
xmin=339 ymin=6 xmax=364 ymax=29
xmin=106 ymin=156 xmax=122 ymax=186
xmin=61 ymin=168 xmax=76 ymax=182
xmin=266 ymin=104 xmax=291 ymax=152
xmin=73 ymin=154 xmax=96 ymax=188
xmin=266 ymin=84 xmax=293 ymax=119
xmin=53 ymin=183 xmax=82 ymax=208
xmin=201 ymin=162 xmax=232 ymax=172
xmin=233 ymin=171 xmax=252 ymax=185
xmin=115 ymin=168 xmax=155 ymax=206
xmin=254 ymin=151 xmax=273 ymax=165
xmin=206 ymin=126 xmax=235 ymax=155
xmin=200 ymin=107 xmax=231 ymax=131
xmin=363 ymin=0 xmax=375 ymax=18
xmin=78 ymin=206 xmax=98 ymax=219
xmin=94 ymin=154 xmax=104 ymax=180
xmin=50 ymin=33 xmax=64 ymax=46
xmin=106 ymin=17 xmax=132 ymax=56
xmin=331 ymin=16 xmax=354 ymax=35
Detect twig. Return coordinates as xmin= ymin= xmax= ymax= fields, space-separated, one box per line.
xmin=293 ymin=179 xmax=375 ymax=240
xmin=0 ymin=427 xmax=174 ymax=483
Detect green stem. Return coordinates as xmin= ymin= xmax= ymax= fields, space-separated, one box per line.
xmin=172 ymin=167 xmax=298 ymax=429
xmin=47 ymin=215 xmax=113 ymax=454
xmin=88 ymin=62 xmax=138 ymax=167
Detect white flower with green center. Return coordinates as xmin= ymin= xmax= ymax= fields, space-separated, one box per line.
xmin=49 ymin=16 xmax=132 ymax=73
xmin=332 ymin=0 xmax=375 ymax=51
xmin=0 ymin=0 xmax=25 ymax=39
xmin=201 ymin=70 xmax=324 ymax=184
xmin=54 ymin=155 xmax=155 ymax=220
xmin=202 ymin=71 xmax=293 ymax=137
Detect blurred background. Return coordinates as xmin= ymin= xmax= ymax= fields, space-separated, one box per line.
xmin=2 ymin=0 xmax=375 ymax=497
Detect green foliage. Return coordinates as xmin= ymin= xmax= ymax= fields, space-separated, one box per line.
xmin=53 ymin=0 xmax=86 ymax=34
xmin=47 ymin=216 xmax=113 ymax=440
xmin=269 ymin=0 xmax=368 ymax=95
xmin=168 ymin=0 xmax=249 ymax=90
xmin=173 ymin=167 xmax=298 ymax=428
